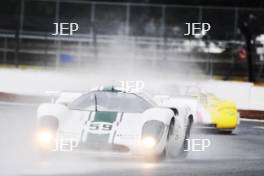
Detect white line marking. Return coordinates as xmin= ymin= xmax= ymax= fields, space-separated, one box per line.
xmin=240 ymin=118 xmax=264 ymax=123
xmin=254 ymin=126 xmax=264 ymax=130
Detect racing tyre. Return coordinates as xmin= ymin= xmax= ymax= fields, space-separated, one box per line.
xmin=219 ymin=130 xmax=233 ymax=135
xmin=168 ymin=116 xmax=193 ymax=160
xmin=177 ymin=116 xmax=193 ymax=159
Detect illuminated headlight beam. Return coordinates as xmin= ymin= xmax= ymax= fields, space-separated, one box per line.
xmin=142 ymin=137 xmax=156 ymax=149
xmin=35 ymin=129 xmax=55 ymax=147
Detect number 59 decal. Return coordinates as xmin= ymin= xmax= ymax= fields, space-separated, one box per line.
xmin=87 ymin=122 xmax=113 ymax=134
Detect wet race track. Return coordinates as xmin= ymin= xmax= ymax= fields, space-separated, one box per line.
xmin=0 ymin=102 xmax=264 ymax=176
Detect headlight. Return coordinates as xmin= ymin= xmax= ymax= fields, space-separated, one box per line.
xmin=142 ymin=120 xmax=165 ymax=143
xmin=142 ymin=137 xmax=156 ymax=149
xmin=35 ymin=129 xmax=54 ymax=147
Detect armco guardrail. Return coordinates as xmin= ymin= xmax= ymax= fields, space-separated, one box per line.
xmin=199 ymin=81 xmax=253 ymax=110
xmin=199 ymin=80 xmax=264 ymax=111
xmin=0 ymin=92 xmax=49 ymax=104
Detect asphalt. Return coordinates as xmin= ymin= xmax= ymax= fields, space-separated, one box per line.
xmin=0 ymin=103 xmax=264 ymax=176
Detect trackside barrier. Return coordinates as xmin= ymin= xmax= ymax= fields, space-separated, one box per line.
xmin=249 ymin=86 xmax=264 ymax=111
xmin=1 ymin=80 xmax=264 ymax=118
xmin=0 ymin=80 xmax=263 ymax=110
xmin=199 ymin=80 xmax=264 ymax=111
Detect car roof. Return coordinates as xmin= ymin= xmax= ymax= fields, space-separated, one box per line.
xmin=88 ymin=85 xmax=157 ymax=106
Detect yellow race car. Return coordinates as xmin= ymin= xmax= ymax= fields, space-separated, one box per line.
xmin=157 ymin=85 xmax=239 ymax=134
xmin=198 ymin=93 xmax=240 ymax=133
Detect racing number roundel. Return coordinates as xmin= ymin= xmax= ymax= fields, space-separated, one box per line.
xmin=88 ymin=122 xmax=113 ymax=134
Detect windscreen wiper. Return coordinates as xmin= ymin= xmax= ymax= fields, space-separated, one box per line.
xmin=94 ymin=94 xmax=97 ymax=111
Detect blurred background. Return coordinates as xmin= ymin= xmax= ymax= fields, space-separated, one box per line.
xmin=0 ymin=0 xmax=264 ymax=82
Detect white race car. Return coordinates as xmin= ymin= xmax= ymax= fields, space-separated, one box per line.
xmin=36 ymin=86 xmax=193 ymax=160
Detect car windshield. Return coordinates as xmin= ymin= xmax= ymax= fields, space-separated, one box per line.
xmin=69 ymin=91 xmax=153 ymax=113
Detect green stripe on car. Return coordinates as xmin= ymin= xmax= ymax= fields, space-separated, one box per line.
xmin=93 ymin=111 xmax=118 ymax=123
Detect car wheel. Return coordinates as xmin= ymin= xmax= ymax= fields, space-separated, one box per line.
xmin=177 ymin=116 xmax=193 ymax=159
xmin=169 ymin=116 xmax=193 ymax=159
xmin=167 ymin=118 xmax=183 ymax=159
xmin=219 ymin=130 xmax=233 ymax=135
